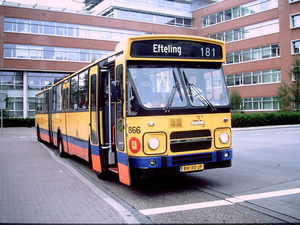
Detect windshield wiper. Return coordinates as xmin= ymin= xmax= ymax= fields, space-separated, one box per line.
xmin=182 ymin=71 xmax=217 ymax=112
xmin=165 ymin=70 xmax=183 ymax=113
xmin=183 ymin=71 xmax=193 ymax=102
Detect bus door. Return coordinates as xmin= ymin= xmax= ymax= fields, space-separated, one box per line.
xmin=89 ymin=65 xmax=106 ymax=174
xmin=111 ymin=64 xmax=131 ymax=186
xmin=61 ymin=81 xmax=69 ymax=153
xmin=48 ymin=87 xmax=53 ymax=144
xmin=101 ymin=66 xmax=116 ymax=166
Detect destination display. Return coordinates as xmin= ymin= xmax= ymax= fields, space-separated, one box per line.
xmin=130 ymin=39 xmax=223 ymax=59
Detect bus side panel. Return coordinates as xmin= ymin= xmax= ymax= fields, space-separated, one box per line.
xmin=117 ymin=151 xmax=131 ymax=186
xmin=77 ymin=111 xmax=89 ymax=161
xmin=64 ymin=111 xmax=89 ymax=161
xmin=51 ymin=113 xmax=61 ymax=147
xmin=91 ymin=145 xmax=103 ymax=173
xmin=36 ymin=113 xmax=50 ymax=143
xmin=51 ymin=111 xmax=67 ymax=148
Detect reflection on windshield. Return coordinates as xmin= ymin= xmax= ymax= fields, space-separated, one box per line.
xmin=127 ymin=63 xmax=229 ymax=113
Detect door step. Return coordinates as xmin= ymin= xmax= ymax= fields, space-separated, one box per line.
xmin=108 ymin=167 xmax=118 ymax=173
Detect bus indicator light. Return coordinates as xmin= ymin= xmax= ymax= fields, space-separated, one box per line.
xmin=129 ymin=137 xmax=141 ymax=154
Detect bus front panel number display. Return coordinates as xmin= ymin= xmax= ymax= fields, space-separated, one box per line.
xmin=200 ymin=47 xmax=215 ymax=58
xmin=130 ymin=40 xmax=223 ymax=60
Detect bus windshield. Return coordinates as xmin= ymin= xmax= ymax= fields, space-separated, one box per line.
xmin=127 ymin=62 xmax=229 ymax=113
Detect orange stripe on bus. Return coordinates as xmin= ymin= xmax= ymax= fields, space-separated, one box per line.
xmin=118 ymin=163 xmax=131 ymax=186
xmin=92 ymin=155 xmax=102 ymax=173
xmin=41 ymin=133 xmax=50 ymax=142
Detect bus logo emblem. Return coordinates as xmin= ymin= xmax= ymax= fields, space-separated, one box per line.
xmin=129 ymin=137 xmax=141 ymax=154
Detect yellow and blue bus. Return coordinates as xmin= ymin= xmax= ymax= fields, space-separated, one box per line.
xmin=35 ymin=35 xmax=232 ymax=186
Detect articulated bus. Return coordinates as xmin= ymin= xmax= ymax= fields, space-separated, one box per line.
xmin=35 ymin=35 xmax=232 ymax=186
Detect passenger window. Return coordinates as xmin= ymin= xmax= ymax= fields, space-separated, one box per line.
xmin=78 ymin=71 xmax=88 ymax=109
xmin=70 ymin=75 xmax=79 ymax=109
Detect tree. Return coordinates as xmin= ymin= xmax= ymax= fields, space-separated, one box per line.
xmin=230 ymin=88 xmax=243 ymax=112
xmin=289 ymin=57 xmax=300 ymax=111
xmin=277 ymin=57 xmax=300 ymax=112
xmin=277 ymin=82 xmax=293 ymax=112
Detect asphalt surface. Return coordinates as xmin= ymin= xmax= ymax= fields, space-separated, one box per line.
xmin=1 ymin=125 xmax=299 ymax=224
xmin=0 ymin=127 xmax=141 ymax=224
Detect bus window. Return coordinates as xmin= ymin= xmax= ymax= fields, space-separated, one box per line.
xmin=91 ymin=74 xmax=96 ymax=109
xmin=181 ymin=67 xmax=229 ymax=106
xmin=128 ymin=63 xmax=187 ymax=109
xmin=43 ymin=91 xmax=49 ymax=113
xmin=70 ymin=75 xmax=79 ymax=109
xmin=53 ymin=83 xmax=62 ymax=111
xmin=35 ymin=94 xmax=43 ymax=112
xmin=62 ymin=87 xmax=69 ymax=111
xmin=79 ymin=70 xmax=88 ymax=109
xmin=116 ymin=64 xmax=124 ymax=151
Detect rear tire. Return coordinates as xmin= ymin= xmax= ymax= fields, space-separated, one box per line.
xmin=36 ymin=126 xmax=41 ymax=142
xmin=58 ymin=135 xmax=67 ymax=158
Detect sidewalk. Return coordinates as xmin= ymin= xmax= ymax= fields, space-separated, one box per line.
xmin=0 ymin=127 xmax=140 ymax=224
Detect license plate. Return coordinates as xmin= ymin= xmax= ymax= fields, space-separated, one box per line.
xmin=180 ymin=164 xmax=204 ymax=172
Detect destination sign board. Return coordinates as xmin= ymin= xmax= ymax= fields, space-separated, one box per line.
xmin=130 ymin=40 xmax=223 ymax=60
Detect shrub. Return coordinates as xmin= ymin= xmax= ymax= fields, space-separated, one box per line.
xmin=232 ymin=112 xmax=300 ymax=127
xmin=3 ymin=118 xmax=35 ymax=127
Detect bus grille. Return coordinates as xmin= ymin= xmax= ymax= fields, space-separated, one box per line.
xmin=172 ymin=153 xmax=213 ymax=165
xmin=170 ymin=130 xmax=212 ymax=152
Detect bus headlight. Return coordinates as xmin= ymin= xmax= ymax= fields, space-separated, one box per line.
xmin=148 ymin=137 xmax=160 ymax=150
xmin=219 ymin=132 xmax=229 ymax=144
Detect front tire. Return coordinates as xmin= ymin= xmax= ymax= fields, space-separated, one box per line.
xmin=96 ymin=171 xmax=110 ymax=180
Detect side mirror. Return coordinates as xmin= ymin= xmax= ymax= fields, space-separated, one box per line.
xmin=111 ymin=81 xmax=121 ymax=102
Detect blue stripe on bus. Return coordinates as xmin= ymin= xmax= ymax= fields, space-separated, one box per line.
xmin=129 ymin=149 xmax=233 ymax=169
xmin=39 ymin=128 xmax=50 ymax=136
xmin=91 ymin=144 xmax=100 ymax=156
xmin=117 ymin=151 xmax=128 ymax=166
xmin=129 ymin=156 xmax=162 ymax=169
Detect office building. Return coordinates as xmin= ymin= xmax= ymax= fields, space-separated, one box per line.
xmin=0 ymin=0 xmax=299 ymax=117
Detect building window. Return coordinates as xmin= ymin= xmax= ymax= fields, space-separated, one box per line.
xmin=291 ymin=40 xmax=300 ymax=55
xmin=289 ymin=0 xmax=300 ymax=3
xmin=115 ymin=0 xmax=191 ymax=13
xmin=226 ymin=44 xmax=280 ymax=65
xmin=4 ymin=18 xmax=146 ymax=42
xmin=4 ymin=44 xmax=111 ymax=63
xmin=202 ymin=0 xmax=278 ymax=28
xmin=209 ymin=19 xmax=279 ymax=43
xmin=291 ymin=13 xmax=300 ymax=29
xmin=0 ymin=71 xmax=23 ymax=90
xmin=101 ymin=8 xmax=192 ymax=27
xmin=28 ymin=97 xmax=36 ymax=118
xmin=243 ymin=97 xmax=279 ymax=111
xmin=7 ymin=97 xmax=23 ymax=117
xmin=226 ymin=69 xmax=281 ymax=87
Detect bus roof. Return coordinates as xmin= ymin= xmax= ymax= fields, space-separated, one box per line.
xmin=36 ymin=35 xmax=225 ymax=96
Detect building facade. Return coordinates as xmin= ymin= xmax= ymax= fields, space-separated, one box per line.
xmin=194 ymin=0 xmax=300 ymax=111
xmin=0 ymin=0 xmax=299 ymax=117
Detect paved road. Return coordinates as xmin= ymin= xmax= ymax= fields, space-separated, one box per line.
xmin=61 ymin=125 xmax=300 ymax=224
xmin=7 ymin=126 xmax=299 ymax=224
xmin=0 ymin=127 xmax=143 ymax=224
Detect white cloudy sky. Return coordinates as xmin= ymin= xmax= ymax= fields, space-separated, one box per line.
xmin=7 ymin=0 xmax=84 ymax=10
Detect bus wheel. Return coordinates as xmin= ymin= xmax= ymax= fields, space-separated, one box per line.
xmin=96 ymin=171 xmax=109 ymax=180
xmin=36 ymin=126 xmax=41 ymax=142
xmin=58 ymin=135 xmax=67 ymax=158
